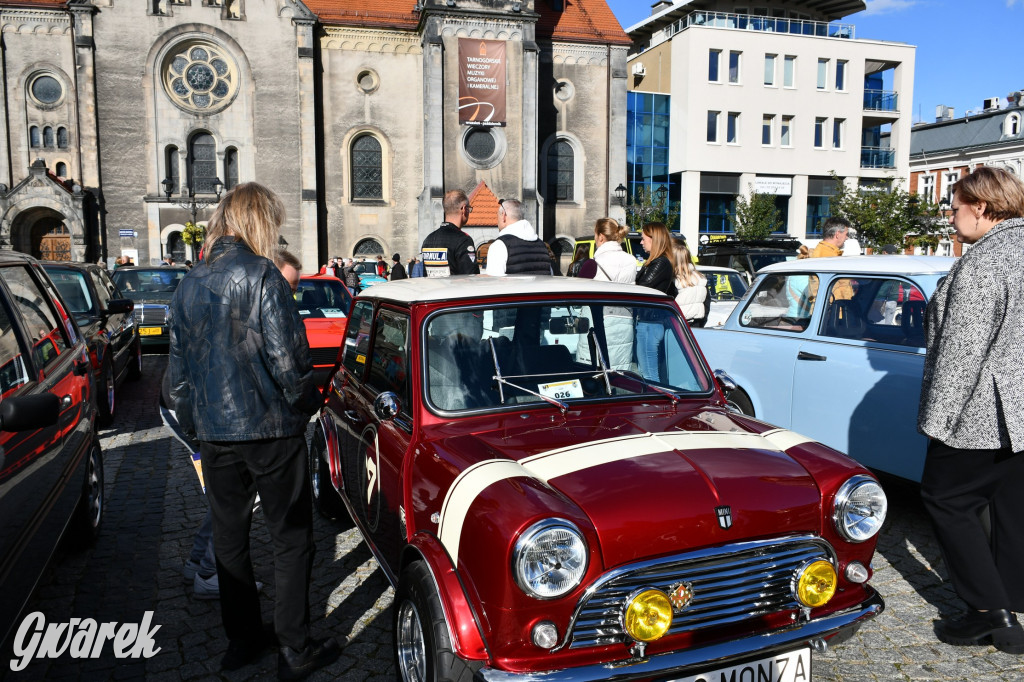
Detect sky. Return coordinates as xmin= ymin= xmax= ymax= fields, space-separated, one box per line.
xmin=603 ymin=0 xmax=1023 ymax=123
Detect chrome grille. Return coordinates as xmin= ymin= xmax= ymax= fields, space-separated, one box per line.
xmin=310 ymin=347 xmax=339 ymax=366
xmin=137 ymin=305 xmax=167 ymax=326
xmin=565 ymin=536 xmax=834 ymax=649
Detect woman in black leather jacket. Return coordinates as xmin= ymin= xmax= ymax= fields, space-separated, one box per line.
xmin=635 ymin=222 xmax=678 ymax=381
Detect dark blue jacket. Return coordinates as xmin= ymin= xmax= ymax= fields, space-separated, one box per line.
xmin=168 ymin=238 xmax=321 ymax=441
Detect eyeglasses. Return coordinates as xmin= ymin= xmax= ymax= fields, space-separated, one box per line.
xmin=462 ymin=205 xmax=473 ymax=214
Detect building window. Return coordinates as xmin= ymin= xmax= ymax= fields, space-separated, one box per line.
xmin=709 ymin=49 xmax=721 ymax=82
xmin=728 ymin=51 xmax=741 ymax=84
xmin=943 ymin=171 xmax=960 ymax=202
xmin=163 ymin=40 xmax=239 ymax=115
xmin=762 ymin=115 xmax=774 ymax=146
xmin=55 ymin=162 xmax=67 ymax=177
xmin=351 ymin=134 xmax=383 ymax=200
xmin=56 ymin=127 xmax=69 ymax=148
xmin=806 ymin=176 xmax=839 ymax=236
xmin=165 ymin=145 xmax=179 ymax=195
xmin=833 ymin=118 xmax=844 ymax=149
xmin=29 ymin=126 xmax=41 ymax=148
xmin=187 ymin=132 xmax=219 ymax=194
xmin=783 ymin=55 xmax=795 ymax=87
xmin=699 ymin=173 xmax=739 ymax=234
xmin=29 ymin=74 xmax=63 ymax=106
xmin=764 ymin=54 xmax=776 ymax=86
xmin=43 ymin=126 xmax=55 ymax=147
xmin=223 ymin=147 xmax=239 ymax=190
xmin=354 ymin=238 xmax=383 ymax=256
xmin=816 ymin=59 xmax=828 ymax=90
xmin=626 ymin=92 xmax=674 ymax=224
xmin=1005 ymin=113 xmax=1021 ymax=136
xmin=919 ymin=173 xmax=936 ymax=200
xmin=835 ymin=60 xmax=847 ymax=91
xmin=781 ymin=115 xmax=793 ymax=146
xmin=546 ymin=139 xmax=574 ymax=202
xmin=707 ymin=111 xmax=719 ymax=143
xmin=814 ymin=117 xmax=826 ymax=148
xmin=727 ymin=112 xmax=739 ymax=144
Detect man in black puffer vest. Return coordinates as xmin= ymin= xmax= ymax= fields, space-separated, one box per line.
xmin=484 ymin=198 xmax=551 ymax=276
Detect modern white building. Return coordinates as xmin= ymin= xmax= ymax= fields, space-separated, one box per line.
xmin=623 ymin=0 xmax=915 ymax=247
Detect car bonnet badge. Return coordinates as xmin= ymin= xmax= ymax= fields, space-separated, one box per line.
xmin=716 ymin=505 xmax=733 ymax=529
xmin=669 ymin=582 xmax=694 ymax=611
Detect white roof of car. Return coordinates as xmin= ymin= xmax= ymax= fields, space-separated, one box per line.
xmin=355 ymin=275 xmax=661 ymax=304
xmin=758 ymin=255 xmax=954 ymax=276
xmin=696 ymin=264 xmax=743 ymax=275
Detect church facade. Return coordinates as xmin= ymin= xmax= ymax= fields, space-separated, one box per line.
xmin=0 ymin=0 xmax=629 ymax=269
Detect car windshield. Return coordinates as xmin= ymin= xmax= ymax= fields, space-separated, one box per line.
xmin=705 ymin=272 xmax=747 ymax=301
xmin=296 ymin=279 xmax=352 ymax=319
xmin=111 ymin=268 xmax=185 ymax=304
xmin=425 ymin=301 xmax=712 ymax=412
xmin=45 ymin=269 xmax=94 ymax=315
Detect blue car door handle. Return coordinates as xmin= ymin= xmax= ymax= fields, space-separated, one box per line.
xmin=798 ymin=351 xmax=827 ymax=362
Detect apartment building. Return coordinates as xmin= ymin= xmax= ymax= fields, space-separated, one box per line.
xmin=624 ymin=0 xmax=915 ymax=247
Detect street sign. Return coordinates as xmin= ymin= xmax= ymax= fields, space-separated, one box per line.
xmin=119 ymin=229 xmax=135 ymax=238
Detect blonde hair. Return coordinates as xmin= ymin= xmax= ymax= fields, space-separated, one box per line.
xmin=642 ymin=222 xmax=674 ymax=273
xmin=953 ymin=166 xmax=1024 ymax=221
xmin=672 ymin=238 xmax=702 ymax=286
xmin=204 ymin=182 xmax=285 ymax=259
xmin=594 ymin=217 xmax=627 ymax=243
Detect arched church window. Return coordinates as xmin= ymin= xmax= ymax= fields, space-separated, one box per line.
xmin=351 ymin=135 xmax=383 ymax=200
xmin=354 ymin=238 xmax=384 ymax=256
xmin=188 ymin=133 xmax=218 ymax=194
xmin=224 ymin=147 xmax=239 ymax=190
xmin=43 ymin=127 xmax=55 ymax=147
xmin=57 ymin=127 xmax=69 ymax=148
xmin=163 ymin=41 xmax=239 ymax=115
xmin=29 ymin=126 xmax=40 ymax=148
xmin=56 ymin=162 xmax=67 ymax=177
xmin=546 ymin=139 xmax=575 ymax=202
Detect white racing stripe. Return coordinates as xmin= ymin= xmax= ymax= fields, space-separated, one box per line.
xmin=436 ymin=428 xmax=814 ymax=561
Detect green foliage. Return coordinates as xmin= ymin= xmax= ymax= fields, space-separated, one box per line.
xmin=729 ymin=187 xmax=783 ymax=240
xmin=181 ymin=221 xmax=205 ymax=246
xmin=624 ymin=186 xmax=677 ymax=232
xmin=827 ymin=172 xmax=944 ymax=250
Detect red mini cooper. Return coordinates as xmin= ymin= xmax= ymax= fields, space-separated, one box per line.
xmin=311 ymin=276 xmax=886 ymax=682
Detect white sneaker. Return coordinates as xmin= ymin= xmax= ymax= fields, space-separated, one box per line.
xmin=193 ymin=573 xmax=263 ymax=600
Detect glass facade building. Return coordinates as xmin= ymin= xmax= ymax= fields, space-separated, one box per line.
xmin=626 ymin=92 xmax=678 ymax=227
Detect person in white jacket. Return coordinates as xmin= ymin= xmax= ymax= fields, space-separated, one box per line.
xmin=577 ymin=218 xmax=636 ymax=368
xmin=672 ymin=238 xmax=707 ymax=324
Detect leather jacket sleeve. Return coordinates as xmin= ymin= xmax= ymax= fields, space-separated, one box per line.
xmin=259 ymin=271 xmax=323 ymax=416
xmin=168 ymin=303 xmax=196 ymax=439
xmin=635 ymin=255 xmax=676 ymax=295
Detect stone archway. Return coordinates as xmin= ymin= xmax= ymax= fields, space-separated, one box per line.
xmin=11 ymin=207 xmax=71 ymax=261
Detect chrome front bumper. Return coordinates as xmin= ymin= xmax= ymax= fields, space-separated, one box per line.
xmin=477 ymin=590 xmax=883 ymax=682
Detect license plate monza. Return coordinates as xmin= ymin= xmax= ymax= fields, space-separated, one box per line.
xmin=666 ymin=648 xmax=810 ymax=682
xmin=139 ymin=327 xmax=162 ymax=336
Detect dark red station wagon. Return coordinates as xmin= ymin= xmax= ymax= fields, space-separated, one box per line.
xmin=311 ymin=276 xmax=887 ymax=682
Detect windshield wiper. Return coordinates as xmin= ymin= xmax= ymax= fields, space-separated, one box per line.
xmin=587 ymin=328 xmax=614 ymax=396
xmin=585 ymin=328 xmax=679 ymax=404
xmin=488 ymin=337 xmax=569 ymax=414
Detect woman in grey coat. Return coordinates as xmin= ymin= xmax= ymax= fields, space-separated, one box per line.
xmin=918 ymin=166 xmax=1024 ymax=654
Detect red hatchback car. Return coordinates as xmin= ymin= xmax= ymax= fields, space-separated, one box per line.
xmin=311 ymin=276 xmax=887 ymax=682
xmin=295 ymin=274 xmax=352 ymax=385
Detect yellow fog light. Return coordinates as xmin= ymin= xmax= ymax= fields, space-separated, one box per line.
xmin=622 ymin=589 xmax=673 ymax=642
xmin=795 ymin=560 xmax=838 ymax=608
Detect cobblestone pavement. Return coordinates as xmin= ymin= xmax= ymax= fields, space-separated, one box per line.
xmin=8 ymin=355 xmax=1024 ymax=680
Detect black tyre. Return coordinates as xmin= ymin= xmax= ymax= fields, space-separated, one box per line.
xmin=97 ymin=360 xmax=116 ymax=425
xmin=310 ymin=424 xmax=348 ymax=524
xmin=727 ymin=388 xmax=755 ymax=417
xmin=70 ymin=441 xmax=104 ymax=547
xmin=126 ymin=338 xmax=143 ymax=381
xmin=394 ymin=561 xmax=481 ymax=682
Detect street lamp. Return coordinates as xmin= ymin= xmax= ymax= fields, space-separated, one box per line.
xmin=614 ymin=183 xmax=627 ymax=207
xmin=162 ymin=177 xmax=224 ymax=227
xmin=655 ymin=184 xmax=668 ymax=210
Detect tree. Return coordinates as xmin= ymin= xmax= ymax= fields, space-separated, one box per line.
xmin=827 ymin=172 xmax=943 ymax=251
xmin=623 ymin=186 xmax=676 ymax=232
xmin=729 ymin=187 xmax=783 ymax=240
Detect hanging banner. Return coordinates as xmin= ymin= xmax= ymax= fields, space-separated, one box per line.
xmin=458 ymin=39 xmax=506 ymax=127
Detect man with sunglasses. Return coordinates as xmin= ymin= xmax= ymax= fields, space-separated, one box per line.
xmin=421 ymin=189 xmax=479 ymax=277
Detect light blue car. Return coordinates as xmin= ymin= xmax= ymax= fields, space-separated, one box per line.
xmin=693 ymin=255 xmax=954 ymax=482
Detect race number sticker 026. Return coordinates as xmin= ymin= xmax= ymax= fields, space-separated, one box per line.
xmin=538 ymin=379 xmax=583 ymax=400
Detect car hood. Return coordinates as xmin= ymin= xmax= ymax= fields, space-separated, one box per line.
xmin=432 ymin=408 xmax=824 ymax=569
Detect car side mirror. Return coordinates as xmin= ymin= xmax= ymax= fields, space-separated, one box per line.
xmin=1 ymin=392 xmax=60 ymax=431
xmin=104 ymin=299 xmax=134 ymax=315
xmin=714 ymin=369 xmax=738 ymax=395
xmin=373 ymin=392 xmax=401 ymax=422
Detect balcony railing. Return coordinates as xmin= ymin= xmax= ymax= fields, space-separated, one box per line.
xmin=666 ymin=11 xmax=855 ymax=40
xmin=863 ymin=90 xmax=899 ymax=112
xmin=861 ymin=147 xmax=895 ymax=169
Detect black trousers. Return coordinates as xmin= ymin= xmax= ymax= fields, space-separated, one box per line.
xmin=201 ymin=435 xmax=314 ymax=650
xmin=920 ymin=439 xmax=1024 ymax=612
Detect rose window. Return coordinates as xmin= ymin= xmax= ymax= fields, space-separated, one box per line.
xmin=163 ymin=42 xmax=237 ymax=114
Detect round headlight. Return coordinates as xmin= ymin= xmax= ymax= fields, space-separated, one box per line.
xmin=622 ymin=588 xmax=673 ymax=642
xmin=513 ymin=520 xmax=588 ymax=599
xmin=832 ymin=475 xmax=888 ymax=542
xmin=794 ymin=560 xmax=837 ymax=608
